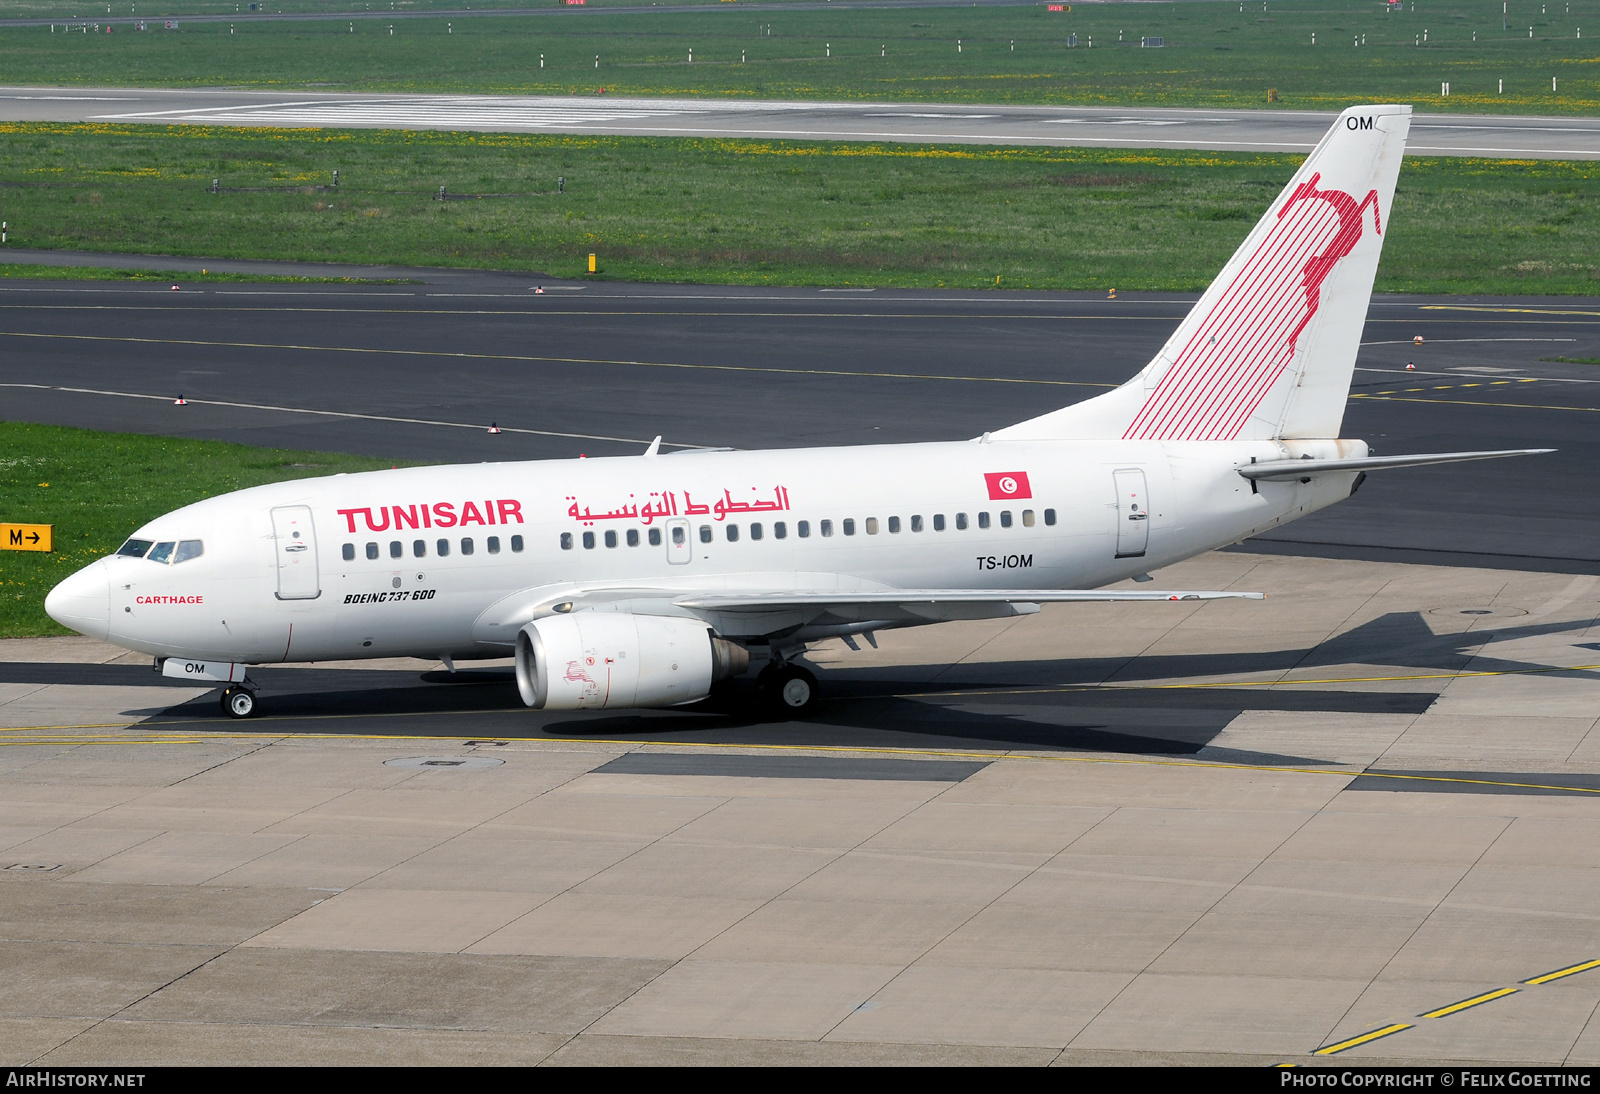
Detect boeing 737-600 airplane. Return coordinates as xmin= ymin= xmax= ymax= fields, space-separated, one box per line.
xmin=46 ymin=104 xmax=1548 ymax=719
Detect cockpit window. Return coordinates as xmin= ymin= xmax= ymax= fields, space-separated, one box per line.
xmin=117 ymin=539 xmax=153 ymax=558
xmin=173 ymin=540 xmax=204 ymax=564
xmin=146 ymin=541 xmax=176 ymax=564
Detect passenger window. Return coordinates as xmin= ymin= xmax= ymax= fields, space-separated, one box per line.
xmin=750 ymin=523 xmax=763 ymax=541
xmin=1045 ymin=509 xmax=1057 ymax=526
xmin=726 ymin=525 xmax=740 ymax=543
xmin=798 ymin=521 xmax=810 ymax=538
xmin=173 ymin=540 xmax=204 ymax=563
xmin=889 ymin=516 xmax=901 ymax=534
xmin=342 ymin=543 xmax=355 ymax=561
xmin=436 ymin=538 xmax=451 ymax=557
xmin=865 ymin=518 xmax=879 ymax=535
xmin=487 ymin=536 xmax=501 ymax=554
xmin=117 ymin=539 xmax=153 ymax=558
xmin=1023 ymin=510 xmax=1036 ymax=528
xmin=933 ymin=514 xmax=945 ymax=531
xmin=511 ymin=535 xmax=524 ymax=552
xmin=774 ymin=522 xmax=787 ymax=539
xmin=365 ymin=542 xmax=379 ymax=560
xmin=820 ymin=520 xmax=832 ymax=537
xmin=699 ymin=525 xmax=712 ymax=544
xmin=560 ymin=533 xmax=573 ymax=550
xmin=627 ymin=529 xmax=640 ymax=547
xmin=414 ymin=539 xmax=427 ymax=558
xmin=582 ymin=532 xmax=595 ymax=550
xmin=910 ymin=516 xmax=922 ymax=532
xmin=1000 ymin=511 xmax=1012 ymax=528
xmin=956 ymin=513 xmax=968 ymax=530
xmin=147 ymin=541 xmax=175 ymax=564
xmin=462 ymin=538 xmax=475 ymax=556
xmin=978 ymin=512 xmax=991 ymax=529
xmin=389 ymin=541 xmax=403 ymax=559
xmin=664 ymin=528 xmax=678 ymax=546
xmin=843 ymin=519 xmax=856 ymax=536
xmin=604 ymin=530 xmax=617 ymax=548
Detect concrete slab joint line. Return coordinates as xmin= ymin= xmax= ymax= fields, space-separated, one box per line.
xmin=1313 ymin=959 xmax=1600 ymax=1056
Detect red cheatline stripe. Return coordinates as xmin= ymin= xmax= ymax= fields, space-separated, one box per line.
xmin=1136 ymin=202 xmax=1328 ymax=438
xmin=1208 ymin=205 xmax=1348 ymax=436
xmin=1156 ymin=201 xmax=1341 ymax=439
xmin=1198 ymin=204 xmax=1338 ymax=417
xmin=1146 ymin=249 xmax=1295 ymax=437
xmin=1218 ymin=196 xmax=1372 ymax=437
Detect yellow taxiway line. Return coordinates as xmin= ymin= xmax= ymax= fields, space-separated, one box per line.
xmin=1419 ymin=987 xmax=1520 ymax=1019
xmin=1313 ymin=1024 xmax=1414 ymax=1056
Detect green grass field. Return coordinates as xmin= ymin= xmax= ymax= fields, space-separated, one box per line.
xmin=4 ymin=0 xmax=1596 ymax=113
xmin=0 ymin=122 xmax=1595 ymax=293
xmin=0 ymin=423 xmax=404 ymax=637
xmin=0 ymin=262 xmax=407 ymax=281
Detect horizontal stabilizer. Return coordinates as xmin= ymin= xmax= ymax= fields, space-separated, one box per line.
xmin=676 ymin=589 xmax=1263 ymax=612
xmin=1238 ymin=448 xmax=1554 ymax=481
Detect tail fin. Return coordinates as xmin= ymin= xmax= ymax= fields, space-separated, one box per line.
xmin=995 ymin=104 xmax=1412 ymax=443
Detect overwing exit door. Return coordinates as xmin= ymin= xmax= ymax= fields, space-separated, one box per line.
xmin=665 ymin=518 xmax=692 ymax=565
xmin=1113 ymin=469 xmax=1149 ymax=559
xmin=271 ymin=505 xmax=321 ymax=600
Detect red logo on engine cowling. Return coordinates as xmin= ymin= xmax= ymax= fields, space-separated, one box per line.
xmin=984 ymin=472 xmax=1032 ymax=500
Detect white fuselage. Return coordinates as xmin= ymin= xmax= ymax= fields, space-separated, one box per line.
xmin=48 ymin=436 xmax=1362 ymax=665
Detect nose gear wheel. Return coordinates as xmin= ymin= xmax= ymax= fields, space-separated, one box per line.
xmin=221 ymin=685 xmax=257 ymax=719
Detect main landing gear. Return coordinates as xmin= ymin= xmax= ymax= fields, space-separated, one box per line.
xmin=758 ymin=662 xmax=819 ymax=717
xmin=220 ymin=684 xmax=258 ymax=719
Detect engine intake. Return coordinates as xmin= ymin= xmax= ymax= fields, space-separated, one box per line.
xmin=515 ymin=613 xmax=748 ymax=710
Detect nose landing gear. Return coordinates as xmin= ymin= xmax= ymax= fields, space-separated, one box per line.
xmin=220 ymin=684 xmax=258 ymax=719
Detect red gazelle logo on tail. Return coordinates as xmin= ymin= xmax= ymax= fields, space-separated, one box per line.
xmin=1124 ymin=173 xmax=1382 ymax=442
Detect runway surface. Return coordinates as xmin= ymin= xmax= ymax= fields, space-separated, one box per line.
xmin=1 ymin=260 xmax=1596 ymax=572
xmin=4 ymin=86 xmax=1599 ymax=158
xmin=4 ymin=266 xmax=1600 ymax=1063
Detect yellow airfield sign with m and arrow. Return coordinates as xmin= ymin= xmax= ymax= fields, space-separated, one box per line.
xmin=2 ymin=523 xmax=52 ymax=552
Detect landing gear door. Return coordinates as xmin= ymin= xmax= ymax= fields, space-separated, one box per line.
xmin=665 ymin=517 xmax=692 ymax=565
xmin=1113 ymin=469 xmax=1149 ymax=559
xmin=271 ymin=505 xmax=321 ymax=600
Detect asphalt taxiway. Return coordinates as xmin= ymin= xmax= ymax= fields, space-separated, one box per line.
xmin=3 ymin=86 xmax=1598 ymax=158
xmin=3 ymin=270 xmax=1599 ymax=1065
xmin=2 ymin=261 xmax=1596 ymax=570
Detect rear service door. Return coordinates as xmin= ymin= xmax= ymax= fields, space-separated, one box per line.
xmin=271 ymin=505 xmax=321 ymax=600
xmin=1113 ymin=469 xmax=1149 ymax=559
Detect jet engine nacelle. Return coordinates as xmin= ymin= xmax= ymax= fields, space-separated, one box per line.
xmin=515 ymin=612 xmax=748 ymax=710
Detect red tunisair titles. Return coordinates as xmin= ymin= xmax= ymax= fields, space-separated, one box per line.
xmin=336 ymin=499 xmax=525 ymax=534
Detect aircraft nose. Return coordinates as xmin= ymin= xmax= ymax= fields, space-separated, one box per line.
xmin=45 ymin=560 xmax=110 ymax=641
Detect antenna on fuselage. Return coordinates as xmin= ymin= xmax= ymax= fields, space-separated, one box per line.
xmin=643 ymin=436 xmax=662 ymax=457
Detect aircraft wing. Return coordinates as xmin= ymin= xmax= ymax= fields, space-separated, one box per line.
xmin=473 ymin=582 xmax=1261 ymax=644
xmin=1238 ymin=449 xmax=1553 ymax=481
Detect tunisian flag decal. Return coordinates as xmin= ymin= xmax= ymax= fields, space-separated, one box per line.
xmin=984 ymin=472 xmax=1032 ymax=500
